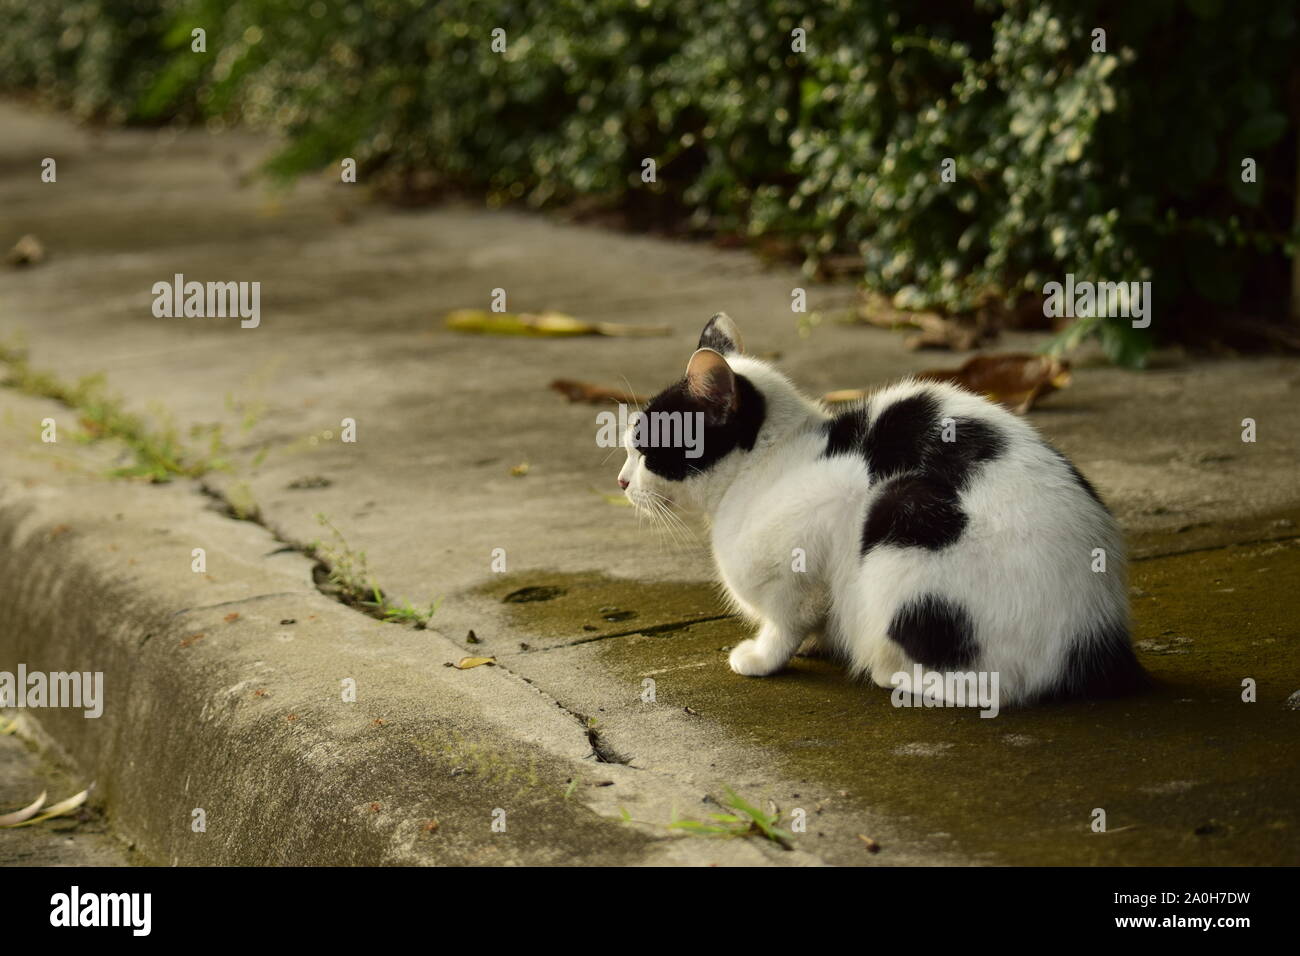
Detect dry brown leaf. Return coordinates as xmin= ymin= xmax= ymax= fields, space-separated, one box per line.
xmin=824 ymin=353 xmax=1071 ymax=415
xmin=445 ymin=309 xmax=669 ymax=338
xmin=453 ymin=656 xmax=497 ymax=669
xmin=903 ymin=316 xmax=988 ymax=351
xmin=915 ymin=353 xmax=1072 ymax=413
xmin=850 ymin=292 xmax=994 ymax=352
xmin=550 ymin=379 xmax=648 ymax=406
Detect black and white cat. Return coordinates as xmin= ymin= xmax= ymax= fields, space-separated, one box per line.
xmin=618 ymin=313 xmax=1146 ymax=705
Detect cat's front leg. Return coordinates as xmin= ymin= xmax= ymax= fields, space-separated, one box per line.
xmin=729 ymin=620 xmax=804 ymax=677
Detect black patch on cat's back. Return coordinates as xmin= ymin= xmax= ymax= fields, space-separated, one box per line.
xmin=861 ymin=475 xmax=967 ymax=552
xmin=1046 ymin=618 xmax=1148 ymax=701
xmin=636 ymin=374 xmax=766 ymax=481
xmin=822 ymin=390 xmax=1006 ymax=489
xmin=825 ymin=389 xmax=1006 ymax=557
xmin=860 ymin=393 xmax=944 ymax=480
xmin=925 ymin=417 xmax=1006 ymax=488
xmin=887 ymin=595 xmax=977 ymax=670
xmin=823 ymin=405 xmax=870 ymax=457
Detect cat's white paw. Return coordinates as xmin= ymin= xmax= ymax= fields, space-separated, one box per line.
xmin=729 ymin=639 xmax=782 ymax=677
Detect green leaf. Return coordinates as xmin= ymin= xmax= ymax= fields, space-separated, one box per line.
xmin=1237 ymin=112 xmax=1288 ymax=149
xmin=1098 ymin=320 xmax=1152 ymax=369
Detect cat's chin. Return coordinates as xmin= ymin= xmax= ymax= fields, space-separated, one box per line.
xmin=628 ymin=488 xmax=674 ymax=508
xmin=629 ymin=489 xmax=700 ymax=522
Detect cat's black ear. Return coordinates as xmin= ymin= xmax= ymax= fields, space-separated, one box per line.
xmin=684 ymin=348 xmax=737 ymax=425
xmin=698 ymin=312 xmax=744 ymax=355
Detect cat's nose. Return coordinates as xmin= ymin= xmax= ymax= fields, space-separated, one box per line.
xmin=618 ymin=478 xmax=629 ymax=490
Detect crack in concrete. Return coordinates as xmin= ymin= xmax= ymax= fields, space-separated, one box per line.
xmin=169 ymin=591 xmax=314 ymax=618
xmin=567 ymin=707 xmax=632 ymax=765
xmin=520 ymin=614 xmax=739 ymax=653
xmin=1132 ymin=531 xmax=1300 ymax=562
xmin=193 ymin=479 xmax=640 ymax=767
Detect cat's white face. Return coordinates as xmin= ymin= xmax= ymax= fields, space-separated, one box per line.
xmin=617 ymin=441 xmax=654 ymax=508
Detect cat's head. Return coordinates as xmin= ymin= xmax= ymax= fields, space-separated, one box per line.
xmin=617 ymin=313 xmax=807 ymax=515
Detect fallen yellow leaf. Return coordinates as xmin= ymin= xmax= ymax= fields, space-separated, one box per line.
xmin=444 ymin=309 xmax=669 ymax=338
xmin=6 ymin=787 xmax=89 ymax=827
xmin=0 ymin=791 xmax=47 ymax=827
xmin=453 ymin=656 xmax=497 ymax=670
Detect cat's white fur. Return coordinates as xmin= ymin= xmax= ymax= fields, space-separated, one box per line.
xmin=619 ymin=326 xmax=1129 ymax=705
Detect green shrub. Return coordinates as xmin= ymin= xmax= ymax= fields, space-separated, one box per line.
xmin=0 ymin=0 xmax=179 ymax=122
xmin=2 ymin=0 xmax=1294 ymax=366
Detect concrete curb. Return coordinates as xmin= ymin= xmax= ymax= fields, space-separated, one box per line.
xmin=0 ymin=393 xmax=811 ymax=865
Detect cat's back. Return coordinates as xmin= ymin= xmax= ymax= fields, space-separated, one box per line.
xmin=822 ymin=377 xmax=1100 ymax=517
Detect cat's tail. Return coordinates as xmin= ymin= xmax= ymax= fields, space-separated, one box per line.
xmin=1044 ymin=617 xmax=1151 ymax=701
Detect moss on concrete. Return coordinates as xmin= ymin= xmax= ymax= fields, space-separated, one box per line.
xmin=491 ymin=520 xmax=1300 ymax=864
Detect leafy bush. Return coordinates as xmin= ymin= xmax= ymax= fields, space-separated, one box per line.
xmin=2 ymin=0 xmax=1295 ymax=365
xmin=0 ymin=0 xmax=179 ymax=122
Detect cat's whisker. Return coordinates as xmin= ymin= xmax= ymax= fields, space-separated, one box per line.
xmin=618 ymin=374 xmax=642 ymax=413
xmin=643 ymin=493 xmax=698 ymax=549
xmin=657 ymin=505 xmax=690 ymax=547
xmin=660 ymin=512 xmax=694 ymax=552
xmin=636 ymin=495 xmax=678 ymax=549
